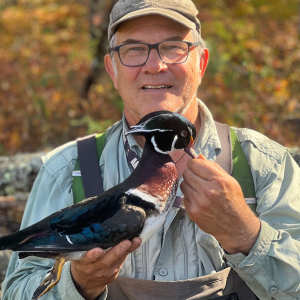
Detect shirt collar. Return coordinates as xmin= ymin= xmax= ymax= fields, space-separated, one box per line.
xmin=122 ymin=114 xmax=143 ymax=157
xmin=196 ymin=99 xmax=221 ymax=161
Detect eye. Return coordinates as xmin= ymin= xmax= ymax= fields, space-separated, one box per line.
xmin=180 ymin=130 xmax=187 ymax=138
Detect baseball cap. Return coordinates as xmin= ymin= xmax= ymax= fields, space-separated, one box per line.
xmin=108 ymin=0 xmax=201 ymax=41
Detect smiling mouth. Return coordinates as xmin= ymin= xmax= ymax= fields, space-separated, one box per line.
xmin=142 ymin=85 xmax=172 ymax=90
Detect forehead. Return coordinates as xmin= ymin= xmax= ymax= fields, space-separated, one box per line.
xmin=116 ymin=15 xmax=192 ymax=42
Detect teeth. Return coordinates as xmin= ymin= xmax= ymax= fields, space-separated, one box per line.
xmin=143 ymin=85 xmax=171 ymax=89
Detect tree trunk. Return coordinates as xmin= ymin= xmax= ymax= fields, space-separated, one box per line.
xmin=81 ymin=0 xmax=119 ymax=99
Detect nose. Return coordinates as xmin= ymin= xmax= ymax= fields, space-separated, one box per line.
xmin=141 ymin=48 xmax=168 ymax=74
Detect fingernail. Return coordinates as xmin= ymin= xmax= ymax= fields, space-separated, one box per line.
xmin=199 ymin=154 xmax=206 ymax=160
xmin=121 ymin=241 xmax=130 ymax=251
xmin=132 ymin=239 xmax=142 ymax=248
xmin=94 ymin=249 xmax=104 ymax=258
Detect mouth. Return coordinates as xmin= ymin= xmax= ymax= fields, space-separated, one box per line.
xmin=142 ymin=85 xmax=172 ymax=90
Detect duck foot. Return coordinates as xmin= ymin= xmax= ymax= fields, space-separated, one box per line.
xmin=32 ymin=257 xmax=66 ymax=300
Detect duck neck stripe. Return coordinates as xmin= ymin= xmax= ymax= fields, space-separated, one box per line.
xmin=122 ymin=129 xmax=185 ymax=212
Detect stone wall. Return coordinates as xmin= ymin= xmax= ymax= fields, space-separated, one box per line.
xmin=292 ymin=151 xmax=300 ymax=166
xmin=0 ymin=152 xmax=45 ymax=297
xmin=0 ymin=152 xmax=45 ymax=235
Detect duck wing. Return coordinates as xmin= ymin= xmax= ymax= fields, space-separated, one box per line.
xmin=0 ymin=196 xmax=146 ymax=253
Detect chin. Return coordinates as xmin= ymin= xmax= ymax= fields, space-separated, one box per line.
xmin=125 ymin=102 xmax=184 ymax=125
xmin=144 ymin=101 xmax=183 ymax=114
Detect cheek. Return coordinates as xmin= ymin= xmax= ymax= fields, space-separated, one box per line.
xmin=177 ymin=59 xmax=200 ymax=94
xmin=179 ymin=68 xmax=199 ymax=101
xmin=115 ymin=70 xmax=139 ymax=100
xmin=114 ymin=61 xmax=141 ymax=89
xmin=187 ymin=54 xmax=201 ymax=83
xmin=118 ymin=66 xmax=140 ymax=83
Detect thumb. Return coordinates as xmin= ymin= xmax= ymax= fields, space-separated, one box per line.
xmin=83 ymin=247 xmax=106 ymax=263
xmin=197 ymin=154 xmax=207 ymax=160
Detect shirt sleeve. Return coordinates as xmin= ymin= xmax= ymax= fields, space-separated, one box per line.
xmin=225 ymin=147 xmax=300 ymax=300
xmin=1 ymin=146 xmax=109 ymax=300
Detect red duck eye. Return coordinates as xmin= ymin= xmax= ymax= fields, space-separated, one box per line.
xmin=180 ymin=130 xmax=187 ymax=138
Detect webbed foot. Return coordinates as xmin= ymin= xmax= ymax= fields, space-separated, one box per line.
xmin=32 ymin=257 xmax=66 ymax=300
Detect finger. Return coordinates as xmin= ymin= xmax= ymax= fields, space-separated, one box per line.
xmin=182 ymin=195 xmax=201 ymax=220
xmin=73 ymin=247 xmax=106 ymax=266
xmin=197 ymin=154 xmax=207 ymax=160
xmin=180 ymin=180 xmax=201 ymax=210
xmin=182 ymin=195 xmax=192 ymax=212
xmin=197 ymin=154 xmax=226 ymax=173
xmin=76 ymin=247 xmax=106 ymax=265
xmin=118 ymin=237 xmax=142 ymax=255
xmin=131 ymin=237 xmax=142 ymax=249
xmin=180 ymin=181 xmax=192 ymax=199
xmin=100 ymin=238 xmax=141 ymax=267
xmin=87 ymin=247 xmax=107 ymax=259
xmin=182 ymin=168 xmax=206 ymax=194
xmin=187 ymin=155 xmax=226 ymax=181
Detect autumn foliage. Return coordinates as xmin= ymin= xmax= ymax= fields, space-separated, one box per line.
xmin=0 ymin=0 xmax=299 ymax=155
xmin=197 ymin=0 xmax=300 ymax=147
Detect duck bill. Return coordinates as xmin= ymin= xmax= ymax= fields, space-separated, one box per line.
xmin=184 ymin=137 xmax=198 ymax=159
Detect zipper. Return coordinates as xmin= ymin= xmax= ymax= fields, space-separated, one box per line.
xmin=142 ymin=240 xmax=148 ymax=280
xmin=178 ymin=216 xmax=188 ymax=278
xmin=161 ymin=207 xmax=178 ymax=249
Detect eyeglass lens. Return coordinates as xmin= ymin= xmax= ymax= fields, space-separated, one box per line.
xmin=119 ymin=41 xmax=189 ymax=66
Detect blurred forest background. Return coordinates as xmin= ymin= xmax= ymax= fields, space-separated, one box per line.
xmin=0 ymin=0 xmax=300 ymax=155
xmin=0 ymin=0 xmax=299 ymax=295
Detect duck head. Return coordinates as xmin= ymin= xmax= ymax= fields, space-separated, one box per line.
xmin=127 ymin=110 xmax=198 ymax=158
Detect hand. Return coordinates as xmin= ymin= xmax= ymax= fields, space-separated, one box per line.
xmin=180 ymin=154 xmax=260 ymax=255
xmin=71 ymin=238 xmax=142 ymax=300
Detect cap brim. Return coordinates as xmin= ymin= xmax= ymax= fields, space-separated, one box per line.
xmin=109 ymin=7 xmax=196 ymax=40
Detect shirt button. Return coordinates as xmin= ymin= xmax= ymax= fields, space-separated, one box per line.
xmin=268 ymin=286 xmax=278 ymax=294
xmin=158 ymin=268 xmax=168 ymax=276
xmin=226 ymin=262 xmax=235 ymax=268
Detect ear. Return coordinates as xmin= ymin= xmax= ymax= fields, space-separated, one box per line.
xmin=104 ymin=54 xmax=118 ymax=90
xmin=199 ymin=48 xmax=209 ymax=78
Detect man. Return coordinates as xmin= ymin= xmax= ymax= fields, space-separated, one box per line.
xmin=2 ymin=0 xmax=300 ymax=299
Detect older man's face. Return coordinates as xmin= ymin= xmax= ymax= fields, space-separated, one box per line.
xmin=105 ymin=15 xmax=208 ymax=126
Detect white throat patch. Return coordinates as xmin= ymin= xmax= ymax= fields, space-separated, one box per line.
xmin=151 ymin=135 xmax=178 ymax=154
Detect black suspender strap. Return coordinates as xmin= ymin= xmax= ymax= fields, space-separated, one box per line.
xmin=214 ymin=121 xmax=233 ymax=175
xmin=77 ymin=135 xmax=104 ymax=198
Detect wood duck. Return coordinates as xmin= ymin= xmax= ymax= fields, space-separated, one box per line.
xmin=0 ymin=110 xmax=197 ymax=299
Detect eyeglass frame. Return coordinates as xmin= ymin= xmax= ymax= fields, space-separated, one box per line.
xmin=107 ymin=40 xmax=203 ymax=67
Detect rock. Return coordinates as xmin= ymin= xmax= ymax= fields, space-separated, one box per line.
xmin=0 ymin=152 xmax=45 ymax=199
xmin=290 ymin=148 xmax=300 ymax=166
xmin=0 ymin=152 xmax=46 ymax=297
xmin=289 ymin=145 xmax=300 ymax=168
xmin=0 ymin=201 xmax=27 ymax=234
xmin=0 ymin=152 xmax=45 ymax=237
xmin=293 ymin=155 xmax=300 ymax=166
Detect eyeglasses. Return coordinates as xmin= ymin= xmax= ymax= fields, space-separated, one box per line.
xmin=108 ymin=40 xmax=202 ymax=67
